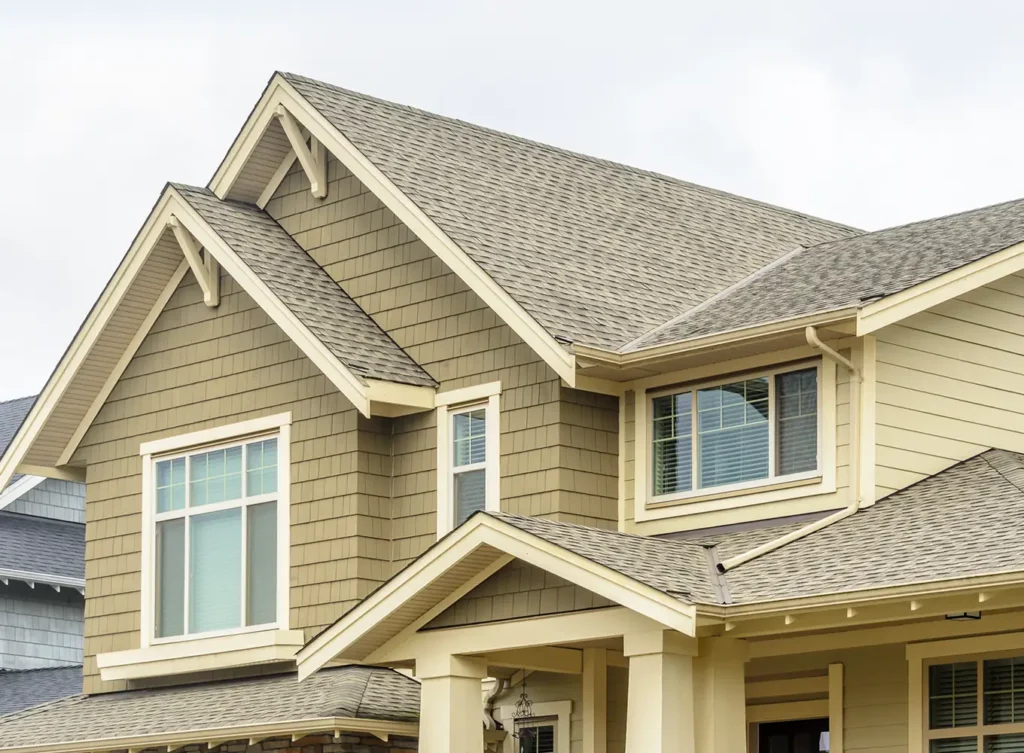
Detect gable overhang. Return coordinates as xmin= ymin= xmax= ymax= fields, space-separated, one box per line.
xmin=209 ymin=73 xmax=577 ymax=387
xmin=294 ymin=513 xmax=696 ymax=680
xmin=0 ymin=186 xmax=436 ymax=492
xmin=857 ymin=239 xmax=1024 ymax=335
xmin=0 ymin=474 xmax=46 ymax=511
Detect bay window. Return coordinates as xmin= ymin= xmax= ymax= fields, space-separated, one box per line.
xmin=142 ymin=414 xmax=290 ymax=644
xmin=650 ymin=364 xmax=820 ymax=500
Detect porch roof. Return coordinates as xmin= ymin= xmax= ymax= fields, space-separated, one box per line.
xmin=0 ymin=666 xmax=418 ymax=753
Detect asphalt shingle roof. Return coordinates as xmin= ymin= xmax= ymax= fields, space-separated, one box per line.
xmin=283 ymin=73 xmax=856 ymax=352
xmin=485 ymin=450 xmax=1024 ymax=606
xmin=0 ymin=666 xmax=418 ymax=749
xmin=628 ymin=197 xmax=1024 ymax=350
xmin=0 ymin=397 xmax=34 ymax=490
xmin=0 ymin=512 xmax=85 ymax=580
xmin=174 ymin=185 xmax=436 ymax=388
xmin=0 ymin=666 xmax=82 ymax=717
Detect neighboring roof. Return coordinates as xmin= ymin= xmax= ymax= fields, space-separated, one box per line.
xmin=282 ymin=73 xmax=856 ymax=352
xmin=175 ymin=185 xmax=435 ymax=388
xmin=628 ymin=196 xmax=1024 ymax=350
xmin=0 ymin=666 xmax=82 ymax=717
xmin=0 ymin=511 xmax=85 ymax=582
xmin=0 ymin=666 xmax=418 ymax=750
xmin=0 ymin=397 xmax=34 ymax=489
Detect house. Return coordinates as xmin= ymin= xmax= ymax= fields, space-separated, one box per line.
xmin=0 ymin=396 xmax=85 ymax=713
xmin=0 ymin=70 xmax=1022 ymax=753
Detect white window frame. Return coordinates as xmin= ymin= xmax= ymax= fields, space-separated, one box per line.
xmin=641 ymin=360 xmax=833 ymax=511
xmin=139 ymin=413 xmax=291 ymax=647
xmin=436 ymin=382 xmax=501 ymax=537
xmin=500 ymin=700 xmax=571 ymax=753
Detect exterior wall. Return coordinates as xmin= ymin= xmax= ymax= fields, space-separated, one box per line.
xmin=748 ymin=643 xmax=907 ymax=753
xmin=493 ymin=671 xmax=583 ymax=753
xmin=266 ymin=157 xmax=616 ymax=573
xmin=0 ymin=580 xmax=84 ymax=670
xmin=5 ymin=478 xmax=85 ymax=523
xmin=425 ymin=561 xmax=612 ymax=629
xmin=607 ymin=665 xmax=627 ymax=753
xmin=72 ymin=270 xmax=386 ymax=694
xmin=622 ymin=350 xmax=851 ymax=534
xmin=874 ymin=276 xmax=1024 ymax=499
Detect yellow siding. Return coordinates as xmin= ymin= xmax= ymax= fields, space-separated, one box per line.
xmin=748 ymin=644 xmax=907 ymax=753
xmin=426 ymin=560 xmax=612 ymax=628
xmin=607 ymin=665 xmax=628 ymax=753
xmin=73 ymin=271 xmax=387 ymax=694
xmin=874 ymin=278 xmax=1024 ymax=499
xmin=266 ymin=157 xmax=616 ymax=571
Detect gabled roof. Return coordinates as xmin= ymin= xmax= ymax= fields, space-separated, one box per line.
xmin=0 ymin=511 xmax=84 ymax=586
xmin=0 ymin=666 xmax=82 ymax=718
xmin=0 ymin=666 xmax=417 ymax=751
xmin=175 ymin=185 xmax=434 ymax=387
xmin=280 ymin=74 xmax=857 ymax=352
xmin=628 ymin=197 xmax=1024 ymax=350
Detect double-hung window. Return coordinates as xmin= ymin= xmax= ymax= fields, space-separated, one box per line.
xmin=650 ymin=364 xmax=820 ymax=500
xmin=926 ymin=655 xmax=1024 ymax=751
xmin=436 ymin=383 xmax=501 ymax=537
xmin=144 ymin=415 xmax=290 ymax=643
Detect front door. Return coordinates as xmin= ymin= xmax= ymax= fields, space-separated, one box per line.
xmin=757 ymin=718 xmax=830 ymax=753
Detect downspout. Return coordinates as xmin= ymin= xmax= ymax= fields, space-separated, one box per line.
xmin=717 ymin=326 xmax=863 ymax=573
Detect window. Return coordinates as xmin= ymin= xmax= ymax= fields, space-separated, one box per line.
xmin=650 ymin=364 xmax=820 ymax=500
xmin=516 ymin=720 xmax=556 ymax=753
xmin=436 ymin=383 xmax=501 ymax=537
xmin=926 ymin=656 xmax=1024 ymax=752
xmin=142 ymin=414 xmax=290 ymax=644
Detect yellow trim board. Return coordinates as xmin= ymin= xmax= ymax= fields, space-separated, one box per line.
xmin=208 ymin=74 xmax=576 ymax=386
xmin=295 ymin=513 xmax=695 ymax=679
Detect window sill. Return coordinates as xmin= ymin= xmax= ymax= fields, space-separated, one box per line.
xmin=96 ymin=628 xmax=305 ymax=681
xmin=647 ymin=474 xmax=824 ymax=509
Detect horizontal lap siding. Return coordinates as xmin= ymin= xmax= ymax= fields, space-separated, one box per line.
xmin=267 ymin=158 xmax=612 ymax=571
xmin=73 ymin=272 xmax=389 ymax=694
xmin=874 ymin=277 xmax=1024 ymax=499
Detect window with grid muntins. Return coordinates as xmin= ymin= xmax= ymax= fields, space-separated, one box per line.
xmin=928 ymin=657 xmax=1024 ymax=752
xmin=650 ymin=365 xmax=819 ymax=499
xmin=153 ymin=436 xmax=280 ymax=639
xmin=452 ymin=407 xmax=487 ymax=527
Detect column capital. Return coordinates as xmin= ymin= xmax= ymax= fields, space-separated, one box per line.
xmin=415 ymin=653 xmax=489 ymax=680
xmin=623 ymin=630 xmax=697 ymax=659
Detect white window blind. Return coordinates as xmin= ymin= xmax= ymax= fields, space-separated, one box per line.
xmin=452 ymin=407 xmax=487 ymax=527
xmin=152 ymin=435 xmax=280 ymax=640
xmin=927 ymin=657 xmax=1024 ymax=752
xmin=650 ymin=365 xmax=819 ymax=498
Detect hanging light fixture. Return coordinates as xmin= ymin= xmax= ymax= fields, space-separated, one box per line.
xmin=511 ymin=670 xmax=536 ymax=747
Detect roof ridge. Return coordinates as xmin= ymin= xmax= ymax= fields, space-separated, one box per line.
xmin=0 ymin=395 xmax=35 ymax=407
xmin=620 ymin=243 xmax=809 ymax=352
xmin=0 ymin=664 xmax=82 ymax=674
xmin=979 ymin=448 xmax=1024 ymax=495
xmin=280 ymin=72 xmax=858 ymax=236
xmin=802 ymin=194 xmax=1024 ymax=252
xmin=488 ymin=511 xmax=706 ymax=551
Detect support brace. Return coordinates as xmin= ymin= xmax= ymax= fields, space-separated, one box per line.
xmin=275 ymin=104 xmax=327 ymax=198
xmin=168 ymin=216 xmax=220 ymax=307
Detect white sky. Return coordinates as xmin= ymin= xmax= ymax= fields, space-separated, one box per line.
xmin=2 ymin=1 xmax=1023 ymax=399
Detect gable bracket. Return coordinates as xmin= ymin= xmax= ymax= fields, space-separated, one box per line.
xmin=168 ymin=216 xmax=220 ymax=307
xmin=275 ymin=104 xmax=327 ymax=198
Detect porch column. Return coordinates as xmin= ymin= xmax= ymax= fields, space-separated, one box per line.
xmin=693 ymin=637 xmax=749 ymax=753
xmin=415 ymin=653 xmax=488 ymax=753
xmin=623 ymin=630 xmax=698 ymax=753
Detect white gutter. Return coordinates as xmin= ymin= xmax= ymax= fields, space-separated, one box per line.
xmin=718 ymin=326 xmax=863 ymax=572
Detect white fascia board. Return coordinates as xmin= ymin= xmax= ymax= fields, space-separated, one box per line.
xmin=0 ymin=568 xmax=85 ymax=592
xmin=210 ymin=75 xmax=576 ymax=386
xmin=0 ymin=474 xmax=46 ymax=511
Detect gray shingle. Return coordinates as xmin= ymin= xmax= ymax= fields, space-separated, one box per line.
xmin=174 ymin=185 xmax=435 ymax=388
xmin=0 ymin=512 xmax=84 ymax=580
xmin=0 ymin=666 xmax=418 ymax=749
xmin=282 ymin=73 xmax=855 ymax=352
xmin=0 ymin=397 xmax=34 ymax=490
xmin=0 ymin=666 xmax=81 ymax=717
xmin=630 ymin=197 xmax=1024 ymax=350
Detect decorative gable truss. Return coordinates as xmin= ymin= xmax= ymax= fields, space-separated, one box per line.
xmin=0 ymin=184 xmax=437 ymax=492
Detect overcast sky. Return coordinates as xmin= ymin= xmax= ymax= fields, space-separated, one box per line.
xmin=1 ymin=2 xmax=1022 ymax=399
